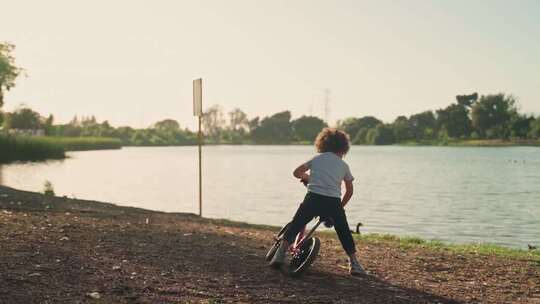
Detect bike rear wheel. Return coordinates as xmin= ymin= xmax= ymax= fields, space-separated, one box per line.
xmin=265 ymin=222 xmax=291 ymax=261
xmin=288 ymin=237 xmax=320 ymax=277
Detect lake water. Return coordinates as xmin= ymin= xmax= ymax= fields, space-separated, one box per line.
xmin=1 ymin=146 xmax=538 ymax=249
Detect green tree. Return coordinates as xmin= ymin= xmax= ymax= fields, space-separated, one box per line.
xmin=409 ymin=111 xmax=437 ymax=140
xmin=0 ymin=42 xmax=22 ymax=108
xmin=436 ymin=104 xmax=472 ymax=138
xmin=391 ymin=116 xmax=413 ymax=142
xmin=131 ymin=130 xmax=150 ymax=145
xmin=114 ymin=126 xmax=135 ymax=144
xmin=528 ymin=118 xmax=540 ymax=139
xmin=248 ymin=117 xmax=259 ymax=133
xmin=366 ymin=124 xmax=395 ymax=145
xmin=509 ymin=113 xmax=534 ymax=139
xmin=5 ymin=106 xmax=42 ymax=130
xmin=358 ymin=116 xmax=383 ymax=129
xmin=292 ymin=115 xmax=327 ymax=142
xmin=43 ymin=114 xmax=54 ymax=135
xmin=351 ymin=127 xmax=370 ymax=144
xmin=251 ymin=111 xmax=293 ymax=144
xmin=338 ymin=116 xmax=382 ymax=141
xmin=76 ymin=117 xmax=111 ymax=137
xmin=81 ymin=115 xmax=97 ymax=127
xmin=61 ymin=124 xmax=82 ymax=137
xmin=337 ymin=118 xmax=358 ymax=136
xmin=154 ymin=119 xmax=180 ymax=132
xmin=471 ymin=94 xmax=516 ymax=138
xmin=456 ymin=92 xmax=478 ymax=107
xmin=99 ymin=120 xmax=116 ymax=137
xmin=228 ymin=108 xmax=248 ymax=132
xmin=202 ymin=105 xmax=225 ymax=142
xmin=221 ymin=108 xmax=249 ymax=144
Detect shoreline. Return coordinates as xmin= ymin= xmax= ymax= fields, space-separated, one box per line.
xmin=1 ymin=184 xmax=537 ymax=256
xmin=117 ymin=139 xmax=540 ymax=147
xmin=397 ymin=139 xmax=540 ymax=147
xmin=1 ymin=139 xmax=538 ymax=164
xmin=1 ymin=185 xmax=538 ymax=303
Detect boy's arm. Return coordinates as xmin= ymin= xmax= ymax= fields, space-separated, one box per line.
xmin=341 ymin=180 xmax=353 ymax=208
xmin=293 ymin=164 xmax=310 ymax=184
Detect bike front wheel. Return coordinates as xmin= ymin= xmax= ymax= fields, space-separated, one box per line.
xmin=288 ymin=237 xmax=320 ymax=277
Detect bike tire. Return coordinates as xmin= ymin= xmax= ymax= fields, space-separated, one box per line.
xmin=288 ymin=237 xmax=320 ymax=277
xmin=265 ymin=222 xmax=291 ymax=261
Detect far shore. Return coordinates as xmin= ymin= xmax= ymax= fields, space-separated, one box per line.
xmin=397 ymin=139 xmax=540 ymax=147
xmin=173 ymin=139 xmax=540 ymax=147
xmin=0 ymin=184 xmax=538 ymax=303
xmin=3 ymin=137 xmax=540 ymax=165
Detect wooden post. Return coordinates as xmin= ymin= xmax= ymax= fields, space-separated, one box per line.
xmin=193 ymin=78 xmax=203 ymax=217
xmin=198 ymin=114 xmax=202 ymax=217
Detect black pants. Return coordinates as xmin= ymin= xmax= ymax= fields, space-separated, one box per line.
xmin=283 ymin=192 xmax=356 ymax=255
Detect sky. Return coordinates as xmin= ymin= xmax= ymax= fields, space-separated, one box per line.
xmin=1 ymin=0 xmax=539 ymax=129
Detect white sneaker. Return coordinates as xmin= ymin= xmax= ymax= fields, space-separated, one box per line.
xmin=269 ymin=241 xmax=288 ymax=268
xmin=349 ymin=259 xmax=366 ymax=276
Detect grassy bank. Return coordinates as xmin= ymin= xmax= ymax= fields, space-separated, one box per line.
xmin=0 ymin=135 xmax=122 ymax=163
xmin=354 ymin=233 xmax=540 ymax=261
xmin=212 ymin=218 xmax=539 ymax=261
xmin=0 ymin=135 xmax=65 ymax=163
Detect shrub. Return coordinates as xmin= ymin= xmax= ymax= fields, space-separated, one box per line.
xmin=43 ymin=180 xmax=55 ymax=196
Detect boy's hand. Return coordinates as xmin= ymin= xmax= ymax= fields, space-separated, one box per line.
xmin=300 ymin=174 xmax=309 ymax=186
xmin=293 ymin=163 xmax=310 ymax=186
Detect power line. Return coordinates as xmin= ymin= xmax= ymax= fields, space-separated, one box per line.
xmin=323 ymin=89 xmax=331 ymax=125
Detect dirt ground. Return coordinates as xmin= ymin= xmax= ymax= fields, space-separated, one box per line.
xmin=0 ymin=185 xmax=538 ymax=304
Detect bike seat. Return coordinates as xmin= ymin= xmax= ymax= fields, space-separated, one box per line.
xmin=321 ymin=216 xmax=334 ymax=228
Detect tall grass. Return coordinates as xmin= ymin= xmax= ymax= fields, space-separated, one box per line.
xmin=0 ymin=135 xmax=122 ymax=163
xmin=0 ymin=135 xmax=65 ymax=163
xmin=44 ymin=137 xmax=122 ymax=151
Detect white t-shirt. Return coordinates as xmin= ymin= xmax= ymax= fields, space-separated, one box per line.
xmin=305 ymin=152 xmax=354 ymax=198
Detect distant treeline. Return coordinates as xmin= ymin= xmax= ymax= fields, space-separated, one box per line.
xmin=0 ymin=111 xmax=198 ymax=146
xmin=0 ymin=106 xmax=328 ymax=146
xmin=162 ymin=93 xmax=540 ymax=145
xmin=340 ymin=93 xmax=540 ymax=145
xmin=201 ymin=93 xmax=540 ymax=145
xmin=1 ymin=92 xmax=540 ymax=147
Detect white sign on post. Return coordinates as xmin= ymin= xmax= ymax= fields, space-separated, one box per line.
xmin=193 ymin=78 xmax=203 ymax=217
xmin=193 ymin=78 xmax=202 ymax=116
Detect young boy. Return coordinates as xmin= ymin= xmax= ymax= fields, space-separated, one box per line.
xmin=269 ymin=128 xmax=365 ymax=276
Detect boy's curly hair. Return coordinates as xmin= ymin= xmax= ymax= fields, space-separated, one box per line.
xmin=314 ymin=128 xmax=350 ymax=154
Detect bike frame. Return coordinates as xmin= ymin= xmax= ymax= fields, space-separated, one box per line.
xmin=289 ymin=217 xmax=323 ymax=254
